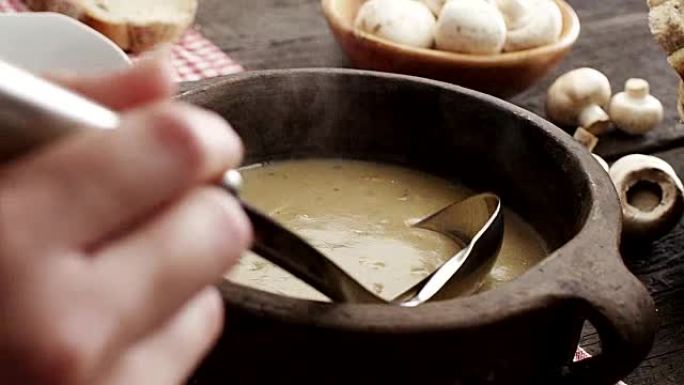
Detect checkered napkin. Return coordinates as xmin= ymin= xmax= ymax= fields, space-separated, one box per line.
xmin=0 ymin=0 xmax=243 ymax=82
xmin=574 ymin=348 xmax=627 ymax=385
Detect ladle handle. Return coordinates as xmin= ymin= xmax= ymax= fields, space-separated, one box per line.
xmin=558 ymin=261 xmax=656 ymax=385
xmin=0 ymin=59 xmax=237 ymax=207
xmin=0 ymin=59 xmax=119 ymax=162
xmin=0 ymin=59 xmax=382 ymax=304
xmin=240 ymin=203 xmax=383 ymax=304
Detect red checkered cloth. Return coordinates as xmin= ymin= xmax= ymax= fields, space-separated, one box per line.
xmin=575 ymin=348 xmax=627 ymax=385
xmin=0 ymin=0 xmax=243 ymax=82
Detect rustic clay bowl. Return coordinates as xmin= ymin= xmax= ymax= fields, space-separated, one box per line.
xmin=321 ymin=0 xmax=580 ymax=98
xmin=182 ymin=69 xmax=655 ymax=385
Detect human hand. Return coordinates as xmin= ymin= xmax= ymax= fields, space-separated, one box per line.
xmin=0 ymin=56 xmax=251 ymax=385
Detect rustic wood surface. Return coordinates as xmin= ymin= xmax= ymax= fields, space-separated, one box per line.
xmin=184 ymin=0 xmax=684 ymax=383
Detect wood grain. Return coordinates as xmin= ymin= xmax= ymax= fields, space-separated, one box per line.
xmin=580 ymin=146 xmax=684 ymax=385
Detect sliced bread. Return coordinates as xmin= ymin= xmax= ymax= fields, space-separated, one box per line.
xmin=25 ymin=0 xmax=198 ymax=53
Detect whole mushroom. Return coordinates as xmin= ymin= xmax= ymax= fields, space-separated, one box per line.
xmin=355 ymin=0 xmax=436 ymax=49
xmin=496 ymin=0 xmax=529 ymax=30
xmin=609 ymin=78 xmax=664 ymax=135
xmin=546 ymin=68 xmax=613 ymax=135
xmin=497 ymin=0 xmax=563 ymax=52
xmin=422 ymin=0 xmax=448 ymax=15
xmin=435 ymin=0 xmax=507 ymax=55
xmin=610 ymin=154 xmax=684 ymax=241
xmin=594 ymin=154 xmax=610 ymax=172
xmin=423 ymin=0 xmax=498 ymax=17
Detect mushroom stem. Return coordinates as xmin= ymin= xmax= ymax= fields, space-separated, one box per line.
xmin=578 ymin=104 xmax=611 ymax=135
xmin=573 ymin=127 xmax=599 ymax=152
xmin=626 ymin=78 xmax=650 ymax=98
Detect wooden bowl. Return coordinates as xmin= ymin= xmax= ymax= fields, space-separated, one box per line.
xmin=321 ymin=0 xmax=580 ymax=98
xmin=184 ymin=69 xmax=655 ymax=385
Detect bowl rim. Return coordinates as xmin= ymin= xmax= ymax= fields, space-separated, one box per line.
xmin=183 ymin=68 xmax=621 ymax=333
xmin=321 ymin=0 xmax=581 ymax=66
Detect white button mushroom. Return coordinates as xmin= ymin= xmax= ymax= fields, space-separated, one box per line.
xmin=422 ymin=0 xmax=448 ymax=15
xmin=610 ymin=154 xmax=684 ymax=241
xmin=594 ymin=154 xmax=610 ymax=173
xmin=497 ymin=0 xmax=563 ymax=52
xmin=546 ymin=68 xmax=613 ymax=135
xmin=608 ymin=78 xmax=664 ymax=135
xmin=423 ymin=0 xmax=498 ymax=17
xmin=435 ymin=0 xmax=507 ymax=55
xmin=496 ymin=0 xmax=530 ymax=30
xmin=354 ymin=0 xmax=436 ymax=49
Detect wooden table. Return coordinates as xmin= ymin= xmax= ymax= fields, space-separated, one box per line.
xmin=186 ymin=0 xmax=684 ymax=383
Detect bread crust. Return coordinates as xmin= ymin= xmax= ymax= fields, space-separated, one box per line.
xmin=649 ymin=0 xmax=684 ymax=75
xmin=648 ymin=0 xmax=684 ymax=119
xmin=678 ymin=80 xmax=684 ymax=120
xmin=25 ymin=0 xmax=197 ymax=52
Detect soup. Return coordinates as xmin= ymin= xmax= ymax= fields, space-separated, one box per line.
xmin=226 ymin=159 xmax=548 ymax=302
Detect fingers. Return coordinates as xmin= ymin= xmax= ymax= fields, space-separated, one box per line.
xmin=1 ymin=103 xmax=243 ymax=253
xmin=98 ymin=287 xmax=224 ymax=385
xmin=47 ymin=54 xmax=176 ymax=110
xmin=92 ymin=186 xmax=249 ymax=347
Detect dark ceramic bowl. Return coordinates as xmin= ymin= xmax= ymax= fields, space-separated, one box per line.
xmin=181 ymin=69 xmax=656 ymax=385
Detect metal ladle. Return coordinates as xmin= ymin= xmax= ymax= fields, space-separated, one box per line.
xmin=240 ymin=182 xmax=503 ymax=306
xmin=0 ymin=59 xmax=503 ymax=305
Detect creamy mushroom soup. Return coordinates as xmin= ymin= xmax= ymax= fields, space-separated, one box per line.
xmin=226 ymin=159 xmax=548 ymax=302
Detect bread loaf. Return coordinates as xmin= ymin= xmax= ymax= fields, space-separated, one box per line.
xmin=648 ymin=0 xmax=684 ymax=119
xmin=679 ymin=80 xmax=684 ymax=119
xmin=25 ymin=0 xmax=198 ymax=53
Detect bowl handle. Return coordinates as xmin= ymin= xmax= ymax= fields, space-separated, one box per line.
xmin=557 ymin=254 xmax=656 ymax=384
